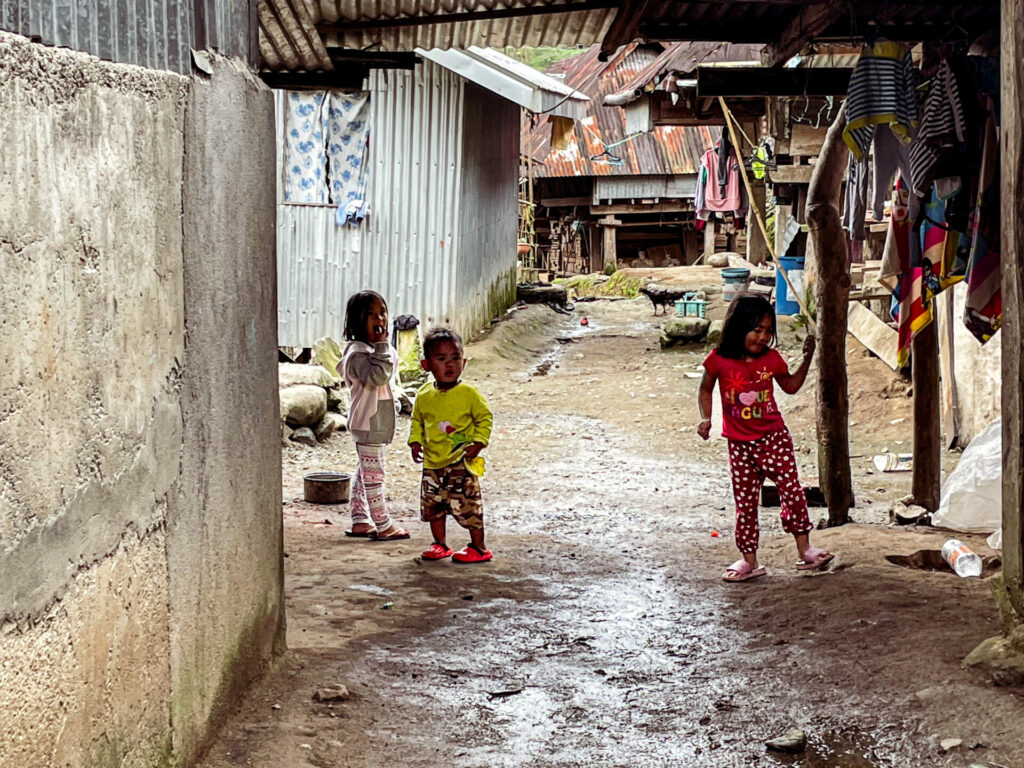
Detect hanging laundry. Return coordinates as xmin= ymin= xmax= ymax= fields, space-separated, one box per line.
xmin=909 ymin=58 xmax=968 ymax=197
xmin=326 ymin=91 xmax=371 ymax=225
xmin=843 ymin=40 xmax=918 ymax=161
xmin=963 ymin=97 xmax=1001 ymax=343
xmin=550 ymin=116 xmax=574 ymax=151
xmin=697 ymin=146 xmax=746 ymax=217
xmin=284 ymin=91 xmax=329 ymax=204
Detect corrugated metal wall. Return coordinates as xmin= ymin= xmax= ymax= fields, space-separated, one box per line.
xmin=276 ymin=61 xmax=471 ymax=347
xmin=455 ymin=82 xmax=518 ymax=336
xmin=0 ymin=0 xmax=256 ymax=74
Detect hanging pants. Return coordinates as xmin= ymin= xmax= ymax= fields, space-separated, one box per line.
xmin=350 ymin=443 xmax=394 ymax=531
xmin=727 ymin=429 xmax=813 ymax=553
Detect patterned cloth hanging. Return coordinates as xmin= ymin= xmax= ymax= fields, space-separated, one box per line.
xmin=284 ymin=92 xmax=328 ymax=204
xmin=963 ymin=97 xmax=1001 ymax=343
xmin=283 ymin=90 xmax=371 ymax=223
xmin=326 ymin=92 xmax=371 ymax=219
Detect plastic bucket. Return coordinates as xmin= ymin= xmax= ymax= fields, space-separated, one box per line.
xmin=721 ymin=267 xmax=750 ymax=303
xmin=776 ymin=256 xmax=805 ymax=315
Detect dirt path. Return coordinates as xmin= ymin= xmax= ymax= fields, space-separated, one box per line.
xmin=198 ymin=298 xmax=1020 ymax=768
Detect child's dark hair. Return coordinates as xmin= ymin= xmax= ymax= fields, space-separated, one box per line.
xmin=716 ymin=294 xmax=777 ymax=359
xmin=422 ymin=327 xmax=464 ymax=358
xmin=344 ymin=290 xmax=387 ymax=342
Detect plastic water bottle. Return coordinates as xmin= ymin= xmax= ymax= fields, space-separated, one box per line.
xmin=941 ymin=539 xmax=983 ymax=578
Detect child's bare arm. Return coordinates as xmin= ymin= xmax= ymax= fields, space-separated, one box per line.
xmin=776 ymin=335 xmax=816 ymax=394
xmin=697 ymin=369 xmax=715 ymax=440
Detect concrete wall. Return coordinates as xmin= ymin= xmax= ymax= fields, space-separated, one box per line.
xmin=0 ymin=31 xmax=282 ymax=768
xmin=455 ymin=83 xmax=520 ymax=337
xmin=938 ymin=281 xmax=1002 ymax=446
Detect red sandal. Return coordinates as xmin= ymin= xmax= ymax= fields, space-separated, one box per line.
xmin=421 ymin=542 xmax=453 ymax=560
xmin=452 ymin=544 xmax=492 ymax=563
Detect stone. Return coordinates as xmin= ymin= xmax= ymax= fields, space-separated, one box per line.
xmin=662 ymin=315 xmax=710 ymax=341
xmin=765 ymin=729 xmax=807 ymax=754
xmin=991 ymin=656 xmax=1024 ymax=686
xmin=280 ymin=384 xmax=327 ymax=427
xmin=707 ymin=253 xmax=730 ymax=268
xmin=707 ymin=319 xmax=725 ymax=346
xmin=322 ymin=412 xmax=346 ymax=434
xmin=311 ymin=336 xmax=343 ymax=381
xmin=290 ymin=427 xmax=317 ymax=447
xmin=313 ymin=416 xmax=337 ymax=443
xmin=313 ymin=685 xmax=351 ymax=702
xmin=279 ymin=363 xmax=335 ymax=388
xmin=326 ymin=383 xmax=349 ymax=413
xmin=396 ymin=387 xmax=414 ymax=416
xmin=940 ymin=738 xmax=963 ymax=751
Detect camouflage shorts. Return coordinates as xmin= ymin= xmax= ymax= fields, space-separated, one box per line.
xmin=420 ymin=463 xmax=483 ymax=530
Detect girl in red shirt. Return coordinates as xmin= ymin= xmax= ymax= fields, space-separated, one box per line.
xmin=697 ymin=295 xmax=834 ymax=582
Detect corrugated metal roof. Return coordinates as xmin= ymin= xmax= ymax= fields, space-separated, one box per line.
xmin=0 ymin=0 xmax=257 ymax=74
xmin=524 ymin=43 xmax=718 ymax=179
xmin=259 ymin=0 xmax=616 ymax=72
xmin=417 ymin=45 xmax=588 ymax=118
xmin=605 ymin=41 xmax=763 ymax=105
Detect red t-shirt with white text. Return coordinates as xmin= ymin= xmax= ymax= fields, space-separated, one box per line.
xmin=703 ymin=348 xmax=788 ymax=441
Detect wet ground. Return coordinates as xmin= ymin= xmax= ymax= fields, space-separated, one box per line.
xmin=198 ymin=297 xmax=1022 ymax=768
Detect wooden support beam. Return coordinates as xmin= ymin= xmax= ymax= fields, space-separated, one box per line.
xmin=317 ymin=0 xmax=618 ymax=31
xmin=260 ymin=69 xmax=367 ymax=90
xmin=1000 ymin=0 xmax=1024 ymax=628
xmin=598 ymin=215 xmax=621 ymax=272
xmin=847 ymin=302 xmax=898 ymax=370
xmin=325 ymin=49 xmax=420 ymax=69
xmin=762 ymin=3 xmax=844 ymax=67
xmin=767 ymin=164 xmax=815 ymax=185
xmin=807 ymin=103 xmax=853 ymax=526
xmin=697 ymin=66 xmax=852 ymax=97
xmin=590 ymin=202 xmax=693 ymax=214
xmin=912 ymin=321 xmax=942 ymax=510
xmin=599 ymin=0 xmax=649 ymax=61
xmin=540 ymin=197 xmax=591 ymax=208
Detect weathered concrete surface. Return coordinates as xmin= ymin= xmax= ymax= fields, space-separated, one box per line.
xmin=0 ymin=30 xmax=186 ymax=768
xmin=167 ymin=55 xmax=283 ymax=765
xmin=0 ymin=33 xmax=282 ymax=768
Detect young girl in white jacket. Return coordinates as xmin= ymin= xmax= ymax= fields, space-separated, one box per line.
xmin=338 ymin=290 xmax=409 ymax=541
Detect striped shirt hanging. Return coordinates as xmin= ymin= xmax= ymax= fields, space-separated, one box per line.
xmin=909 ymin=59 xmax=967 ymax=197
xmin=842 ymin=41 xmax=919 ymax=161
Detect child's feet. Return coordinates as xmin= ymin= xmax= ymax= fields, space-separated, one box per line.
xmin=345 ymin=522 xmax=375 ymax=538
xmin=421 ymin=542 xmax=453 ymax=560
xmin=369 ymin=525 xmax=410 ymax=541
xmin=796 ymin=546 xmax=834 ymax=571
xmin=723 ymin=559 xmax=766 ymax=582
xmin=452 ymin=543 xmax=492 ymax=563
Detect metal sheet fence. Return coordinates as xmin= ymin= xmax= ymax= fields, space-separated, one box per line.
xmin=275 ymin=61 xmax=468 ymax=347
xmin=0 ymin=0 xmax=256 ymax=74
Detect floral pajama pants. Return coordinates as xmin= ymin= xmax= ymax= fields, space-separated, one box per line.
xmin=727 ymin=429 xmax=813 ymax=553
xmin=350 ymin=443 xmax=394 ymax=531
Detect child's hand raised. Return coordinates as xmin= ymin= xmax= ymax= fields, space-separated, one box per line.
xmin=802 ymin=334 xmax=816 ymax=359
xmin=410 ymin=442 xmax=424 ymax=463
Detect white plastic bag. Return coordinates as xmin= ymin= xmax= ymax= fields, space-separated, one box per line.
xmin=932 ymin=417 xmax=1001 ymax=533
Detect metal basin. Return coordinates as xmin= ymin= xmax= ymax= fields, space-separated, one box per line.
xmin=303 ymin=472 xmax=351 ymax=504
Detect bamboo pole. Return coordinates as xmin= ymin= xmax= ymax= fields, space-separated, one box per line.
xmin=718 ymin=97 xmax=816 ymax=333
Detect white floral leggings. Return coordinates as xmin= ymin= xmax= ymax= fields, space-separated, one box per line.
xmin=350 ymin=443 xmax=393 ymax=531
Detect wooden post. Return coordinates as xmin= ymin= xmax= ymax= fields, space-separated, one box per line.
xmin=703 ymin=220 xmax=716 ymax=259
xmin=807 ymin=104 xmax=853 ymax=526
xmin=742 ymin=119 xmax=768 ymax=266
xmin=1000 ymin=0 xmax=1024 ymax=627
xmin=911 ymin=320 xmax=941 ymax=510
xmin=598 ymin=215 xmax=621 ymax=272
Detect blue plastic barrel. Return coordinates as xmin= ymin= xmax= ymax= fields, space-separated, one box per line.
xmin=775 ymin=256 xmax=805 ymax=315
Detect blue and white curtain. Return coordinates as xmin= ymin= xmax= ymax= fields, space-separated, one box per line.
xmin=284 ymin=90 xmax=371 ymax=223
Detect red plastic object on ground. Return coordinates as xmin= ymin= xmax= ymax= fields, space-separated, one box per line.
xmin=581 ymin=317 xmax=589 ymax=326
